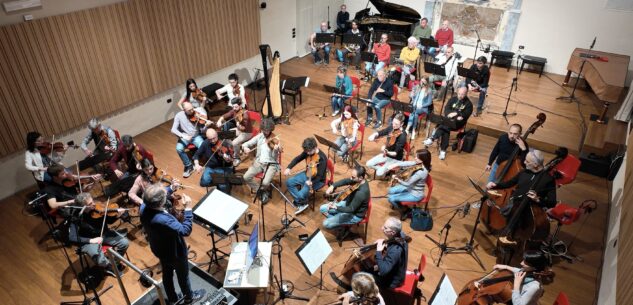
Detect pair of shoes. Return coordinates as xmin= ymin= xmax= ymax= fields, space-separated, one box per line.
xmin=183 ymin=289 xmax=206 ymax=304
xmin=295 ymin=203 xmax=309 ymax=215
xmin=260 ymin=191 xmax=270 ymax=205
xmin=439 ymin=150 xmax=446 ymax=160
xmin=473 ymin=111 xmax=482 ymax=117
xmin=373 ymin=121 xmax=382 ymax=129
xmin=232 ymin=158 xmax=241 ymax=167
xmin=400 ymin=207 xmax=411 ymax=221
xmin=332 ymin=110 xmax=340 ymax=117
xmin=183 ymin=166 xmax=193 ymax=178
xmin=364 ymin=119 xmax=372 ymax=126
xmin=423 ymin=138 xmax=433 ymax=146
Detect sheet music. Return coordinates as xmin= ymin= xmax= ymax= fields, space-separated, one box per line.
xmin=193 ymin=190 xmax=248 ymax=233
xmin=297 ymin=230 xmax=332 ymax=275
xmin=430 ymin=274 xmax=458 ymax=305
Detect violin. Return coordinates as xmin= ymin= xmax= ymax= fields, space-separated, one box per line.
xmin=235 ymin=109 xmax=245 ymax=124
xmin=61 ymin=172 xmax=102 ymax=189
xmin=90 ymin=201 xmax=123 ymax=219
xmin=232 ymin=84 xmax=240 ymax=98
xmin=306 ymin=153 xmax=320 ymax=193
xmin=383 ymin=129 xmax=402 ymax=157
xmin=192 ymin=88 xmax=207 ymax=104
xmin=326 ymin=180 xmax=362 ymax=203
xmin=266 ymin=133 xmax=282 ymax=151
xmin=390 ymin=164 xmax=424 ymax=187
xmin=188 ymin=109 xmax=213 ymax=125
xmin=38 ymin=141 xmax=79 ymax=155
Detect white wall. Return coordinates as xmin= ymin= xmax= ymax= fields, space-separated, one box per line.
xmin=0 ymin=0 xmax=125 ymax=26
xmin=259 ymin=0 xmax=297 ymax=61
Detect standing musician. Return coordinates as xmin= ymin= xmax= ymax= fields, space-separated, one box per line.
xmin=423 ymin=86 xmax=473 ymax=160
xmin=140 ymin=184 xmax=206 ymax=305
xmin=365 ymin=69 xmax=394 ymax=129
xmin=284 ymin=137 xmax=328 ymax=215
xmin=405 ymin=76 xmax=433 ymax=140
xmin=486 ymin=124 xmax=528 ymax=183
xmin=193 ymin=129 xmax=234 ymax=193
xmin=364 ymin=34 xmax=391 ymax=79
xmin=68 ymin=192 xmax=129 ymax=277
xmin=171 ymin=101 xmax=210 ymax=178
xmin=25 ymin=131 xmax=54 ymax=186
xmin=486 ymin=150 xmax=556 ymax=245
xmin=320 ymin=166 xmax=369 ymax=231
xmin=386 ymin=149 xmax=432 ymax=216
xmin=310 ymin=21 xmax=332 ymax=65
xmin=484 ymin=251 xmax=548 ymax=305
xmin=429 ymin=46 xmax=459 ymax=100
xmin=373 ymin=217 xmax=408 ymax=289
xmin=78 ymin=118 xmax=118 ymax=172
xmin=330 ymin=105 xmax=360 ymax=161
xmin=397 ymin=37 xmax=420 ymax=88
xmin=466 ymin=56 xmax=491 ymax=117
xmin=215 ymin=73 xmax=247 ymax=108
xmin=366 ymin=113 xmax=408 ymax=178
xmin=128 ymin=159 xmax=181 ymax=206
xmin=241 ymin=118 xmax=281 ymax=204
xmin=336 ymin=21 xmax=364 ymax=69
xmin=216 ymin=97 xmax=253 ymax=167
xmin=177 ymin=78 xmax=208 ymax=110
xmin=331 ymin=66 xmax=354 ymax=117
xmin=106 ymin=135 xmax=154 ymax=195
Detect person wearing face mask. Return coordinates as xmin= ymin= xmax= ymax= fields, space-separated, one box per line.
xmin=485 ymin=124 xmax=528 ymax=183
xmin=330 ymin=105 xmax=360 ymax=162
xmin=331 ymin=66 xmax=354 ymax=116
xmin=364 ymin=33 xmax=391 ymax=79
xmin=465 ymin=56 xmax=491 ymax=117
xmin=406 ymin=76 xmax=433 ymax=140
xmin=423 ymin=87 xmax=473 ymax=160
xmin=284 ymin=137 xmax=328 ymax=214
xmin=366 ymin=113 xmax=408 ymax=178
xmin=397 ymin=37 xmax=420 ymax=88
xmin=241 ymin=118 xmax=281 ymax=204
xmin=320 ymin=166 xmax=369 ymax=231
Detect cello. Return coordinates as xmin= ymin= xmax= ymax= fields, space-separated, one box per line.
xmin=481 ymin=113 xmax=546 ymax=233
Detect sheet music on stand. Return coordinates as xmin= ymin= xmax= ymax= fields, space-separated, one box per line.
xmin=457 ymin=66 xmax=478 ymax=80
xmin=428 ymin=273 xmax=458 ymax=305
xmin=361 ymin=52 xmax=377 ymax=64
xmin=424 ymin=62 xmax=446 ymax=76
xmin=314 ymin=134 xmax=341 ymax=155
xmin=342 ymin=33 xmax=364 ymax=45
xmin=295 ymin=229 xmax=332 ymax=275
xmin=193 ymin=189 xmax=249 ymax=235
xmin=282 ymin=77 xmax=310 ymax=91
xmin=420 ymin=37 xmax=439 ymax=49
xmin=391 ymin=100 xmax=414 ymax=114
xmin=315 ymin=33 xmax=336 ymax=44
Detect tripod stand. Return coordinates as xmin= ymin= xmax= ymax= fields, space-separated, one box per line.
xmin=251 ymin=162 xmax=277 ymax=241
xmin=425 ymin=198 xmax=486 ymax=270
xmin=199 ymin=226 xmax=238 ymax=273
xmin=270 ymin=238 xmax=309 ymax=304
xmin=557 ymin=38 xmax=596 ymax=104
xmin=266 ymin=182 xmax=306 ymax=242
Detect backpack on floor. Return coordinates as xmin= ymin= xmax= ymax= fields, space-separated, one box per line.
xmin=456 ymin=128 xmax=478 ymax=153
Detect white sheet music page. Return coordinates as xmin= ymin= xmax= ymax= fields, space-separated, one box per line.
xmin=193 ymin=190 xmax=248 ymax=233
xmin=297 ymin=230 xmax=332 ymax=275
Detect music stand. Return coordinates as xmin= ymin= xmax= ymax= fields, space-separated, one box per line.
xmin=391 ymin=100 xmax=414 ymax=114
xmin=420 ymin=38 xmax=439 ymax=61
xmin=322 ymin=84 xmax=338 ymax=93
xmin=314 ymin=134 xmax=341 ymax=162
xmin=281 ymin=76 xmax=310 ymax=124
xmin=193 ymin=190 xmax=249 ymax=272
xmin=295 ymin=229 xmax=333 ymax=291
xmin=315 ymin=33 xmax=336 ymax=44
xmin=207 ymin=107 xmax=233 ymax=118
xmin=428 ymin=273 xmax=458 ymax=305
xmin=457 ymin=66 xmax=478 ymax=81
xmin=424 ymin=62 xmax=446 ymax=76
xmin=361 ymin=51 xmax=378 ymax=80
xmin=218 ymin=130 xmax=237 ymax=140
xmin=428 ymin=113 xmax=457 ymax=130
xmin=342 ymin=33 xmax=364 ymax=46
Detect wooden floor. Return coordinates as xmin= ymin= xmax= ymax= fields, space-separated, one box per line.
xmin=0 ymin=55 xmax=614 ymax=305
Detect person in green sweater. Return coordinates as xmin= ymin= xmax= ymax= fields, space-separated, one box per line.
xmin=320 ymin=166 xmax=370 ymax=230
xmin=412 ymin=17 xmax=432 ymax=52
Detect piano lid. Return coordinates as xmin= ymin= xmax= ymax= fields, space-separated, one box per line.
xmin=369 ymin=0 xmax=421 ymax=23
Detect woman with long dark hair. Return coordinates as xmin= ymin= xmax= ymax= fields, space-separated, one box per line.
xmin=24 ymin=131 xmax=51 ymax=185
xmin=491 ymin=250 xmax=549 ymax=305
xmin=177 ymin=78 xmax=207 ymax=110
xmin=386 ymin=149 xmax=431 ymax=214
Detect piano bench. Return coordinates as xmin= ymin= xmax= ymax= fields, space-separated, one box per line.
xmin=491 ymin=50 xmax=515 ymax=71
xmin=282 ymin=88 xmax=302 ymax=107
xmin=520 ymin=55 xmax=547 ymax=77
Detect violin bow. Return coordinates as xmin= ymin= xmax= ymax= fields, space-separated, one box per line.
xmin=200 ymin=139 xmax=231 ymax=170
xmin=75 ymin=161 xmax=83 ymax=193
xmin=98 ymin=196 xmax=111 ymax=251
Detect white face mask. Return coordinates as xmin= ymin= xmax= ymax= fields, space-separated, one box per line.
xmin=344 ymin=112 xmax=352 ymax=119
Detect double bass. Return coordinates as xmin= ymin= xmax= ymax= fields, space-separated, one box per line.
xmin=481 ymin=113 xmax=546 ymax=233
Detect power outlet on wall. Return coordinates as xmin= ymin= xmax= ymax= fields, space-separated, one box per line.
xmin=166 ymin=98 xmax=172 ymax=104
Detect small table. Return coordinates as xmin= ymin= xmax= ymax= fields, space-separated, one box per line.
xmin=224 ymin=242 xmax=273 ymax=305
xmin=520 ymin=55 xmax=547 ymax=77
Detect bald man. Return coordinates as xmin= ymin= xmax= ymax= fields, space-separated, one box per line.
xmin=310 ymin=21 xmax=332 ymax=65
xmin=192 ymin=129 xmax=235 ymax=193
xmin=423 ymin=86 xmax=472 ymax=160
xmin=172 ymin=101 xmax=208 ymax=177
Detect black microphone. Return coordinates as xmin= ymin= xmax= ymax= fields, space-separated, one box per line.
xmin=462 ymin=202 xmax=471 ymax=217
xmin=590 ymin=37 xmax=596 ymax=49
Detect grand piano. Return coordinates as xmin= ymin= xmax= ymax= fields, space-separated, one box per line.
xmin=353 ymin=0 xmax=421 ymax=47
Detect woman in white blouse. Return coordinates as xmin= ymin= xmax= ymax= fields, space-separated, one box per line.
xmin=24 ymin=131 xmax=50 ymax=186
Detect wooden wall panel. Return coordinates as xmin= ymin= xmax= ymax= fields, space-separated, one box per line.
xmin=617 ymin=132 xmax=633 ymax=305
xmin=0 ymin=0 xmax=260 ymax=159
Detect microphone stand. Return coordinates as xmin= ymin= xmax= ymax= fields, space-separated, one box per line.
xmin=473 ymin=29 xmax=481 ymax=62
xmin=556 ymin=37 xmax=596 ymax=104
xmin=488 ymin=48 xmax=520 ymax=124
xmin=266 ymin=182 xmax=306 ymax=242
xmin=251 ymin=161 xmax=276 ymax=241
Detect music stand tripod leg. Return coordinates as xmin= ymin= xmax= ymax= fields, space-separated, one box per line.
xmin=424 ymin=207 xmax=461 ymax=267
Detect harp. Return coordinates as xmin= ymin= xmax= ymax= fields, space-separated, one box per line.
xmin=259 ymin=45 xmax=283 ymax=118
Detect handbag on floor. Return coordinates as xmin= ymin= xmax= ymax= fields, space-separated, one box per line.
xmin=410 ymin=207 xmax=433 ymax=231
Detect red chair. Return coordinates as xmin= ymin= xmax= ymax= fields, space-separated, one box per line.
xmin=335 ymin=198 xmax=372 ymax=246
xmin=400 ymin=174 xmax=433 ymax=219
xmin=247 ymin=111 xmax=262 ymax=137
xmin=550 ymin=154 xmax=581 ymax=187
xmin=382 ymin=84 xmax=400 ymax=123
xmin=390 ymin=253 xmax=426 ymax=305
xmin=543 ymin=200 xmax=597 ymax=262
xmin=553 ymin=291 xmax=570 ymax=305
xmin=348 ymin=76 xmax=361 ymax=107
xmin=347 ymin=123 xmax=365 ymax=165
xmin=311 ymin=159 xmax=335 ymax=211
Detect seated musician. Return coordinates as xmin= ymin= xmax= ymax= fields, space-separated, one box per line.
xmin=330 ymin=105 xmax=360 ymax=161
xmin=405 ymin=76 xmax=433 ymax=140
xmin=485 ymin=150 xmax=557 ymax=244
xmin=284 ymin=137 xmax=328 ymax=215
xmin=216 ymin=97 xmax=253 ymax=167
xmin=25 ymin=131 xmax=53 ymax=186
xmin=331 ymin=66 xmax=354 ymax=116
xmin=78 ymin=118 xmax=118 ymax=172
xmin=215 ymin=73 xmax=247 ymax=108
xmin=320 ymin=165 xmax=369 ymax=231
xmin=241 ymin=118 xmax=281 ymax=204
xmin=68 ymin=192 xmax=129 ymax=277
xmin=42 ymin=164 xmax=79 ymax=212
xmin=193 ymin=129 xmax=235 ymax=193
xmin=177 ymin=78 xmax=208 ymax=110
xmin=397 ymin=37 xmax=420 ymax=88
xmin=171 ymin=101 xmax=210 ymax=178
xmin=366 ymin=113 xmax=408 ymax=178
xmin=309 ymin=22 xmax=332 ymax=65
xmin=128 ymin=159 xmax=181 ymax=206
xmin=336 ymin=4 xmax=349 ymax=32
xmin=387 ymin=149 xmax=431 ymax=216
xmin=373 ymin=217 xmax=408 ymax=289
xmin=429 ymin=46 xmax=458 ymax=100
xmin=412 ymin=17 xmax=432 ymax=51
xmin=365 ymin=69 xmax=394 ymax=129
xmin=336 ymin=21 xmax=364 ymax=69
xmin=339 ymin=272 xmax=386 ymax=305
xmin=432 ymin=20 xmax=454 ymax=56
xmin=465 ymin=56 xmax=491 ymax=117
xmin=490 ymin=250 xmax=548 ymax=305
xmin=364 ymin=33 xmax=391 ymax=79
xmin=486 ymin=124 xmax=528 ymax=183
xmin=423 ymin=87 xmax=473 ymax=160
xmin=105 ymin=135 xmax=154 ymax=195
